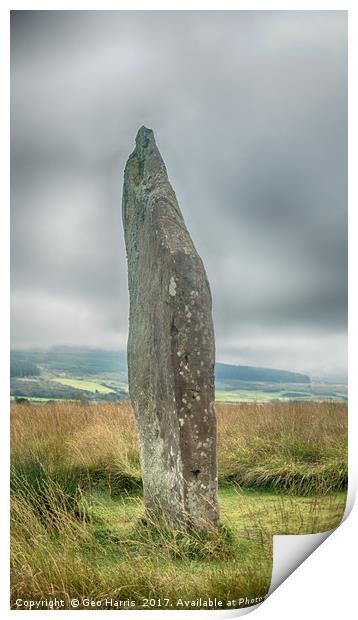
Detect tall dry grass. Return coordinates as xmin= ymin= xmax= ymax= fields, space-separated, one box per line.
xmin=217 ymin=401 xmax=348 ymax=494
xmin=11 ymin=401 xmax=140 ymax=501
xmin=11 ymin=400 xmax=347 ymax=497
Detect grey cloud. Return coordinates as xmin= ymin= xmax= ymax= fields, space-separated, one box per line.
xmin=11 ymin=10 xmax=347 ymax=379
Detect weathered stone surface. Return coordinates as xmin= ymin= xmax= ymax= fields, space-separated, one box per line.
xmin=122 ymin=126 xmax=219 ymax=529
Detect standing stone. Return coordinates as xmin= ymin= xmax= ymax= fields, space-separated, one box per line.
xmin=122 ymin=126 xmax=219 ymax=530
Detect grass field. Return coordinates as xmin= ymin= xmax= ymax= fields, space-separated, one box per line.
xmin=10 ymin=401 xmax=347 ymax=610
xmin=215 ymin=385 xmax=348 ymax=403
xmin=50 ymin=377 xmax=116 ymax=394
xmin=215 ymin=390 xmax=279 ymax=403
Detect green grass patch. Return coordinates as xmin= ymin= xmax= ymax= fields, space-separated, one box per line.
xmin=50 ymin=377 xmax=115 ymax=394
xmin=215 ymin=390 xmax=278 ymax=403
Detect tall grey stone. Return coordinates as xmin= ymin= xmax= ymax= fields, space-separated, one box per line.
xmin=122 ymin=126 xmax=219 ymax=530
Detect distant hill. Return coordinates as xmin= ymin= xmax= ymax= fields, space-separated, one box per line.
xmin=10 ymin=347 xmax=310 ymax=384
xmin=11 ymin=347 xmax=127 ymax=376
xmin=216 ymin=362 xmax=310 ymax=384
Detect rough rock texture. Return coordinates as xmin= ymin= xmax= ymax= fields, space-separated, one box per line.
xmin=122 ymin=127 xmax=220 ymax=529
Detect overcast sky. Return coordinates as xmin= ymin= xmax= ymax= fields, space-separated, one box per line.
xmin=11 ymin=10 xmax=347 ymax=380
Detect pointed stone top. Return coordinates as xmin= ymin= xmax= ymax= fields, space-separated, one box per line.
xmin=135 ymin=126 xmax=155 ymax=150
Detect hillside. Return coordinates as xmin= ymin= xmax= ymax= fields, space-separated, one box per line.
xmin=10 ymin=346 xmax=347 ymax=403
xmin=216 ymin=362 xmax=309 ymax=384
xmin=11 ymin=347 xmax=309 ymax=382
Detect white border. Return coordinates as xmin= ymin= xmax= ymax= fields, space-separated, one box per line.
xmin=2 ymin=3 xmax=355 ymax=619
